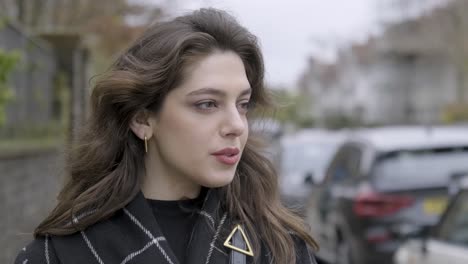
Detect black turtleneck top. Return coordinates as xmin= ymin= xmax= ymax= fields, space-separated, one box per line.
xmin=146 ymin=196 xmax=203 ymax=263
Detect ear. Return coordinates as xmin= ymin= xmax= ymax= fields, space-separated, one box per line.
xmin=129 ymin=110 xmax=153 ymax=140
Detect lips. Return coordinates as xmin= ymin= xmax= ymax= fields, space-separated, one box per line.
xmin=211 ymin=147 xmax=240 ymax=165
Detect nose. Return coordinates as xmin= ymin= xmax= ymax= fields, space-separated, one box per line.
xmin=220 ymin=106 xmax=246 ymax=137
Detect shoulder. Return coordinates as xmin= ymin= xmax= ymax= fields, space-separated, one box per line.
xmin=14 ymin=235 xmax=60 ymax=264
xmin=292 ymin=235 xmax=318 ymax=264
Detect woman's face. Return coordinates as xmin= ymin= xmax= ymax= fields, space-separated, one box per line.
xmin=148 ymin=51 xmax=251 ymax=191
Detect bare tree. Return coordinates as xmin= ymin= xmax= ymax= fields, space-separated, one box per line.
xmin=0 ymin=0 xmax=163 ymax=33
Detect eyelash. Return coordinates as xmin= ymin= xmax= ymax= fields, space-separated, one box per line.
xmin=196 ymin=101 xmax=217 ymax=110
xmin=195 ymin=100 xmax=252 ymax=113
xmin=238 ymin=101 xmax=252 ymax=113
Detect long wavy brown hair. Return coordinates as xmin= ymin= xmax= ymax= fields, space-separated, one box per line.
xmin=35 ymin=8 xmax=317 ymax=262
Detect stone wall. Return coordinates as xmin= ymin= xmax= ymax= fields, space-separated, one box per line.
xmin=0 ymin=148 xmax=64 ymax=263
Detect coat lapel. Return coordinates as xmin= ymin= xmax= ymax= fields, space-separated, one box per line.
xmin=186 ymin=188 xmax=230 ymax=264
xmin=123 ymin=191 xmax=180 ymax=264
xmin=50 ymin=189 xmax=262 ymax=264
xmin=52 ymin=192 xmax=179 ymax=264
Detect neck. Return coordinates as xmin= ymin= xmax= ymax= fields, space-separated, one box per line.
xmin=141 ymin=154 xmax=201 ymax=201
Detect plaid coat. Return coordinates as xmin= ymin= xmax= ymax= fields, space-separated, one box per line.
xmin=15 ymin=190 xmax=317 ymax=264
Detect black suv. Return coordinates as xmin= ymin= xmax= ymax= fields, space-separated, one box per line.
xmin=304 ymin=127 xmax=468 ymax=264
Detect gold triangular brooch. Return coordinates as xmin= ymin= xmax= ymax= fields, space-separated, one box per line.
xmin=223 ymin=224 xmax=254 ymax=257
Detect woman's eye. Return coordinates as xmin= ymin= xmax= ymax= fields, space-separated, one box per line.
xmin=238 ymin=101 xmax=252 ymax=113
xmin=196 ymin=101 xmax=217 ymax=110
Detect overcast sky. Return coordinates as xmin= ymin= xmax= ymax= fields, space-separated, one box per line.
xmin=158 ymin=0 xmax=381 ymax=89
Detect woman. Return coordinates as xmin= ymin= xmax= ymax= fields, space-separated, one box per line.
xmin=15 ymin=8 xmax=318 ymax=264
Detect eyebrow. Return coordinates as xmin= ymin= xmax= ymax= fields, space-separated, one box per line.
xmin=187 ymin=87 xmax=252 ymax=97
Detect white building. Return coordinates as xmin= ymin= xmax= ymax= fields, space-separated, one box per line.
xmin=299 ymin=1 xmax=461 ymax=127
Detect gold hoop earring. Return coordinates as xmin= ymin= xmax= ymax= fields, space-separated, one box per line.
xmin=144 ymin=136 xmax=148 ymax=153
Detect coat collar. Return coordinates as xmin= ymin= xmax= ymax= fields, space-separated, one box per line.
xmin=51 ymin=189 xmax=240 ymax=264
xmin=125 ymin=189 xmax=230 ymax=264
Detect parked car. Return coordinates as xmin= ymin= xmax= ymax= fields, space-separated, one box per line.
xmin=304 ymin=126 xmax=468 ymax=264
xmin=394 ymin=173 xmax=468 ymax=264
xmin=279 ymin=129 xmax=345 ymax=214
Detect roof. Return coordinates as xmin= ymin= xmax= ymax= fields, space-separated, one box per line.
xmin=348 ymin=126 xmax=468 ymax=152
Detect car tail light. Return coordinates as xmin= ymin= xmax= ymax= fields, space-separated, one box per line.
xmin=353 ymin=191 xmax=414 ymax=218
xmin=365 ymin=230 xmax=392 ymax=243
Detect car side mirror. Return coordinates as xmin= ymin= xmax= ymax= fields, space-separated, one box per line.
xmin=304 ymin=172 xmax=315 ymax=185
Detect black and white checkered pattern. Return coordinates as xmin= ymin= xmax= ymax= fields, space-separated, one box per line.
xmin=14 ymin=189 xmax=317 ymax=264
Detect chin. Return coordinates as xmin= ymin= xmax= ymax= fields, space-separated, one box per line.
xmin=201 ymin=172 xmax=236 ymax=188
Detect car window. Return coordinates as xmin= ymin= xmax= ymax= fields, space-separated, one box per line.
xmin=435 ymin=190 xmax=468 ymax=246
xmin=325 ymin=145 xmax=362 ymax=183
xmin=371 ymin=147 xmax=468 ymax=190
xmin=280 ymin=141 xmax=339 ymax=182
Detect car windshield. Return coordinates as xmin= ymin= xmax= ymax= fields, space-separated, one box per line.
xmin=436 ymin=190 xmax=468 ymax=246
xmin=281 ymin=141 xmax=338 ymax=182
xmin=372 ymin=147 xmax=468 ymax=190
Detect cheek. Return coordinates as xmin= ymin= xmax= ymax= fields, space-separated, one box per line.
xmin=241 ymin=121 xmax=249 ymax=147
xmin=156 ymin=108 xmax=214 ymax=155
xmin=171 ymin=118 xmax=214 ymax=145
xmin=242 ymin=128 xmax=249 ymax=146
